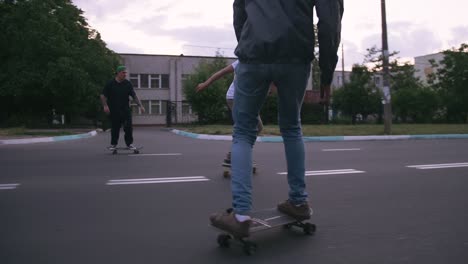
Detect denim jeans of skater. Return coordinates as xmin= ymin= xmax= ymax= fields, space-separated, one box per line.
xmin=231 ymin=62 xmax=311 ymax=215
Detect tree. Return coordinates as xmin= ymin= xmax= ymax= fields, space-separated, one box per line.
xmin=182 ymin=57 xmax=232 ymax=124
xmin=0 ymin=0 xmax=120 ymax=126
xmin=430 ymin=43 xmax=468 ymax=123
xmin=364 ymin=45 xmax=399 ymax=73
xmin=332 ymin=65 xmax=382 ymax=124
xmin=364 ymin=45 xmax=439 ymax=123
xmin=391 ymin=63 xmax=438 ymax=123
xmin=311 ymin=25 xmax=321 ymax=90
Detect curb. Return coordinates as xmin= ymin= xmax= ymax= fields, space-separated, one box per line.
xmin=171 ymin=129 xmax=468 ymax=142
xmin=0 ymin=130 xmax=98 ymax=145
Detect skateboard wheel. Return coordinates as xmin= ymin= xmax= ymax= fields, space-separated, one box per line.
xmin=217 ymin=234 xmax=231 ymax=248
xmin=112 ymin=150 xmax=117 ymax=155
xmin=283 ymin=223 xmax=293 ymax=230
xmin=223 ymin=171 xmax=230 ymax=178
xmin=134 ymin=150 xmax=139 ymax=154
xmin=303 ymin=223 xmax=316 ymax=235
xmin=243 ymin=241 xmax=257 ymax=256
xmin=252 ymin=167 xmax=257 ymax=174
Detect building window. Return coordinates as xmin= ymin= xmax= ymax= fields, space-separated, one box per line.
xmin=130 ymin=74 xmax=139 ymax=88
xmin=130 ymin=103 xmax=140 ymax=114
xmin=161 ymin=74 xmax=169 ymax=88
xmin=140 ymin=74 xmax=149 ymax=88
xmin=182 ymin=101 xmax=192 ymax=115
xmin=131 ymin=100 xmax=150 ymax=115
xmin=150 ymin=100 xmax=167 ymax=115
xmin=151 ymin=100 xmax=161 ymax=115
xmin=148 ymin=74 xmax=169 ymax=89
xmin=150 ymin=74 xmax=160 ymax=88
xmin=181 ymin=74 xmax=190 ymax=81
xmin=141 ymin=100 xmax=150 ymax=114
xmin=337 ymin=76 xmax=342 ymax=86
xmin=132 ymin=74 xmax=169 ymax=89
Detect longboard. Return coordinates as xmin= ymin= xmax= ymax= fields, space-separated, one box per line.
xmin=108 ymin=146 xmax=142 ymax=155
xmin=213 ymin=207 xmax=315 ymax=255
xmin=222 ymin=162 xmax=257 ymax=178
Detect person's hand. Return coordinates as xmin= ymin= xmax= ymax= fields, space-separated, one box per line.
xmin=196 ymin=82 xmax=209 ymax=92
xmin=103 ymin=105 xmax=110 ymax=114
xmin=320 ymin=84 xmax=331 ymax=106
xmin=139 ymin=106 xmax=146 ymax=113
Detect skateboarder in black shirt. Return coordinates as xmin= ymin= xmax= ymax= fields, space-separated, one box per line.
xmin=100 ymin=66 xmax=145 ymax=150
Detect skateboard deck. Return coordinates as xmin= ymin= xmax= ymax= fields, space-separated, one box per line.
xmin=222 ymin=162 xmax=257 ymax=178
xmin=213 ymin=207 xmax=315 ymax=255
xmin=108 ymin=146 xmax=142 ymax=155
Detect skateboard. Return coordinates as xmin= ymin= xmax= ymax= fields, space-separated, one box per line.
xmin=108 ymin=146 xmax=142 ymax=155
xmin=222 ymin=162 xmax=257 ymax=178
xmin=213 ymin=207 xmax=316 ymax=255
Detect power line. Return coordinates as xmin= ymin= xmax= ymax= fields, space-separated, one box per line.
xmin=182 ymin=44 xmax=235 ymax=51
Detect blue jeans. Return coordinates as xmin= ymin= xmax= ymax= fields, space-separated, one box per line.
xmin=231 ymin=63 xmax=311 ymax=215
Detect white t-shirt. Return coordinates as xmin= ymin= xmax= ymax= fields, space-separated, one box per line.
xmin=226 ymin=60 xmax=239 ymax=100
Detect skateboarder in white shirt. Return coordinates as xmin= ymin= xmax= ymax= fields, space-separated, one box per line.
xmin=196 ymin=59 xmax=264 ymax=164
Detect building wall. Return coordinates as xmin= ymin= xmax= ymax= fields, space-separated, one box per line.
xmin=414 ymin=53 xmax=445 ymax=84
xmin=119 ymin=54 xmax=236 ymax=125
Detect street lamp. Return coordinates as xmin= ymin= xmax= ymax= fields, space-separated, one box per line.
xmin=381 ymin=0 xmax=392 ymax=134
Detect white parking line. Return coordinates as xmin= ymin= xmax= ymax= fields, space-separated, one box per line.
xmin=129 ymin=153 xmax=182 ymax=157
xmin=406 ymin=162 xmax=468 ymax=170
xmin=107 ymin=176 xmax=209 ymax=185
xmin=278 ymin=169 xmax=365 ymax=176
xmin=322 ymin=148 xmax=361 ymax=152
xmin=0 ymin=183 xmax=20 ymax=190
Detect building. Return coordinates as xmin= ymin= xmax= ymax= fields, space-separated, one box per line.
xmin=120 ymin=53 xmax=320 ymax=125
xmin=120 ymin=54 xmax=237 ymax=125
xmin=414 ymin=52 xmax=445 ymax=84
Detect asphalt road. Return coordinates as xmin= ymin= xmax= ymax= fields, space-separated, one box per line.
xmin=1 ymin=127 xmax=468 ymax=263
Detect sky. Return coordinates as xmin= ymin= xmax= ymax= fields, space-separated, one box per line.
xmin=71 ymin=0 xmax=468 ymax=69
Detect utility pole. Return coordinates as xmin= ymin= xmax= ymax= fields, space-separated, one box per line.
xmin=381 ymin=0 xmax=392 ymax=134
xmin=341 ymin=43 xmax=345 ymax=86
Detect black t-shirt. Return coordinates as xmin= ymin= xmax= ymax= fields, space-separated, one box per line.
xmin=102 ymin=79 xmax=136 ymax=112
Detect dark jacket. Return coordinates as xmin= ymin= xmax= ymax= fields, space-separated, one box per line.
xmin=233 ymin=0 xmax=343 ymax=85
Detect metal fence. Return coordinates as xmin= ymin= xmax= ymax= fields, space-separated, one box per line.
xmin=165 ymin=101 xmax=198 ymax=127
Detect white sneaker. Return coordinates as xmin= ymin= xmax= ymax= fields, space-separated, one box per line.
xmin=108 ymin=145 xmax=117 ymax=150
xmin=127 ymin=144 xmax=137 ymax=150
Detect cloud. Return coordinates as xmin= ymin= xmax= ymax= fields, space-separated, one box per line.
xmin=106 ymin=41 xmax=145 ymax=54
xmin=130 ymin=15 xmax=169 ymax=31
xmin=163 ymin=25 xmax=237 ymax=56
xmin=361 ymin=22 xmax=443 ymax=59
xmin=72 ymin=0 xmax=466 ymax=61
xmin=127 ymin=15 xmax=236 ymax=56
xmin=72 ymin=0 xmax=131 ymax=20
xmin=450 ymin=26 xmax=468 ymax=48
xmin=341 ymin=40 xmax=365 ymax=69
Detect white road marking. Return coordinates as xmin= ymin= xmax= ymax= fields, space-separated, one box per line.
xmin=406 ymin=162 xmax=468 ymax=170
xmin=278 ymin=169 xmax=365 ymax=176
xmin=0 ymin=183 xmax=20 ymax=190
xmin=129 ymin=153 xmax=182 ymax=157
xmin=107 ymin=176 xmax=209 ymax=185
xmin=322 ymin=148 xmax=361 ymax=152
